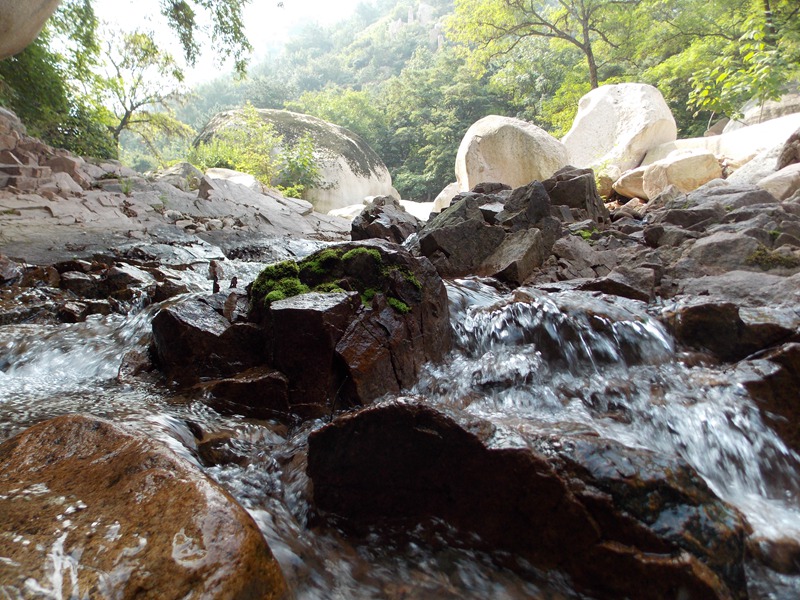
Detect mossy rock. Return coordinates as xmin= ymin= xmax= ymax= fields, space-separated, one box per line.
xmin=248 ymin=241 xmax=426 ymax=322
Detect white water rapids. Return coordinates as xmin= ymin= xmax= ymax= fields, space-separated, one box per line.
xmin=0 ymin=268 xmax=799 ymax=598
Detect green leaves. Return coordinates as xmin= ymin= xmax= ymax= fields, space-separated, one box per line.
xmin=187 ymin=103 xmax=320 ymax=199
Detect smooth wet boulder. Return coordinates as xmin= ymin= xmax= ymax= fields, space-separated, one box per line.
xmin=562 ymin=83 xmax=677 ymax=175
xmin=351 ymin=195 xmax=420 ymax=243
xmin=307 ymin=400 xmax=748 ymax=600
xmin=195 ymin=109 xmax=396 ymax=214
xmin=455 ymin=115 xmax=568 ymax=191
xmin=0 ymin=415 xmax=286 ymax=599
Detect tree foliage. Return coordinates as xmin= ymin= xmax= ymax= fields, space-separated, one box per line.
xmin=188 ymin=103 xmax=320 ymax=198
xmin=447 ymin=0 xmax=639 ymax=88
xmin=101 ymin=30 xmax=194 ymax=165
xmin=0 ymin=0 xmax=117 ymax=158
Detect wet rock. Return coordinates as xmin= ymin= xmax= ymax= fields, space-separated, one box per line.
xmin=351 ymin=195 xmax=420 ymax=243
xmin=0 ymin=415 xmax=286 ymax=599
xmin=417 ymin=198 xmax=507 ymax=277
xmin=270 ymin=292 xmax=361 ymax=418
xmin=151 ymin=297 xmax=265 ymax=384
xmin=308 ymin=400 xmax=748 ymax=600
xmin=663 ymin=272 xmax=800 ymax=361
xmin=105 ymin=262 xmax=156 ymax=292
xmin=248 ymin=240 xmax=452 ymax=416
xmin=542 ymin=165 xmax=610 ymax=226
xmin=57 ymin=300 xmax=89 ymax=322
xmin=59 ymin=270 xmax=102 ymax=298
xmin=203 ymin=366 xmax=291 ymax=420
xmin=577 ymin=265 xmax=655 ymax=302
xmin=741 ymin=343 xmax=800 ymax=454
xmin=478 ymin=228 xmax=551 ymax=285
xmin=0 ymin=254 xmax=22 ymax=284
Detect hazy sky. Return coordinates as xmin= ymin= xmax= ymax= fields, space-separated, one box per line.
xmin=93 ymin=0 xmax=363 ymax=80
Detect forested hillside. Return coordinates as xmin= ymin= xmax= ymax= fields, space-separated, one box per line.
xmin=1 ymin=0 xmax=798 ymax=200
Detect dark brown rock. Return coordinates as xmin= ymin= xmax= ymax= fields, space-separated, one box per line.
xmin=308 ymin=401 xmax=748 ymax=600
xmin=151 ymin=298 xmax=265 ymax=384
xmin=59 ymin=270 xmax=103 ymax=298
xmin=0 ymin=415 xmax=286 ymax=599
xmin=351 ymin=195 xmax=420 ymax=243
xmin=270 ymin=291 xmax=361 ymax=418
xmin=742 ymin=343 xmax=800 ymax=454
xmin=664 ymin=300 xmax=799 ymax=362
xmin=542 ymin=165 xmax=610 ymax=226
xmin=203 ymin=366 xmax=291 ymax=420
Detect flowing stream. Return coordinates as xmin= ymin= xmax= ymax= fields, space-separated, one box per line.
xmin=1 ymin=263 xmax=799 ymax=598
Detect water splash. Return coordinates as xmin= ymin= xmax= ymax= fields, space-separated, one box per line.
xmin=416 ymin=279 xmax=800 ymax=545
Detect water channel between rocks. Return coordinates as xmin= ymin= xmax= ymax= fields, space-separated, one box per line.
xmin=1 ymin=257 xmax=799 ymax=599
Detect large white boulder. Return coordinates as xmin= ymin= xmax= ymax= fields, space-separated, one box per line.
xmin=432 ymin=182 xmax=460 ymax=213
xmin=455 ymin=115 xmax=568 ymax=191
xmin=0 ymin=0 xmax=61 ymax=59
xmin=643 ymin=112 xmax=800 ymax=169
xmin=196 ymin=109 xmax=397 ymax=214
xmin=757 ymin=164 xmax=800 ymax=201
xmin=723 ymin=90 xmax=800 ymax=133
xmin=641 ymin=150 xmax=722 ymax=200
xmin=562 ymin=83 xmax=677 ymax=174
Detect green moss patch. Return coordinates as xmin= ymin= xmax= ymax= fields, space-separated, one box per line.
xmin=746 ymin=245 xmax=800 ymax=271
xmin=249 ymin=244 xmax=423 ymax=316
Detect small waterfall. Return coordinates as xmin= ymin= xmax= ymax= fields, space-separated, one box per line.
xmin=415 ymin=279 xmax=800 ymax=545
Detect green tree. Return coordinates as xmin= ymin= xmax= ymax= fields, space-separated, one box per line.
xmin=687 ymin=0 xmax=800 ymax=119
xmin=159 ymin=0 xmax=253 ymax=75
xmin=380 ymin=48 xmax=514 ymax=199
xmin=101 ymin=31 xmax=194 ymax=163
xmin=448 ymin=0 xmax=639 ymax=89
xmin=0 ymin=0 xmax=117 ymax=158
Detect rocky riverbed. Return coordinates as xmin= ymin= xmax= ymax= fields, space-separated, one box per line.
xmin=1 ymin=106 xmax=800 ymax=598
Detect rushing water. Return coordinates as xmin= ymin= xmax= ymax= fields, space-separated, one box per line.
xmin=1 ymin=265 xmax=799 ymax=598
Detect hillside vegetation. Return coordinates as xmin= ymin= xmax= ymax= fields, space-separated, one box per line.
xmin=1 ymin=0 xmax=798 ymax=200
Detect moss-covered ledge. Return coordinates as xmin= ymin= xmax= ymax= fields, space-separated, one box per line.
xmin=248 ymin=242 xmax=423 ymax=323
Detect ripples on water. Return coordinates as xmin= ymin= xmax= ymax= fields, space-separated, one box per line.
xmin=1 ymin=272 xmax=799 ymax=597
